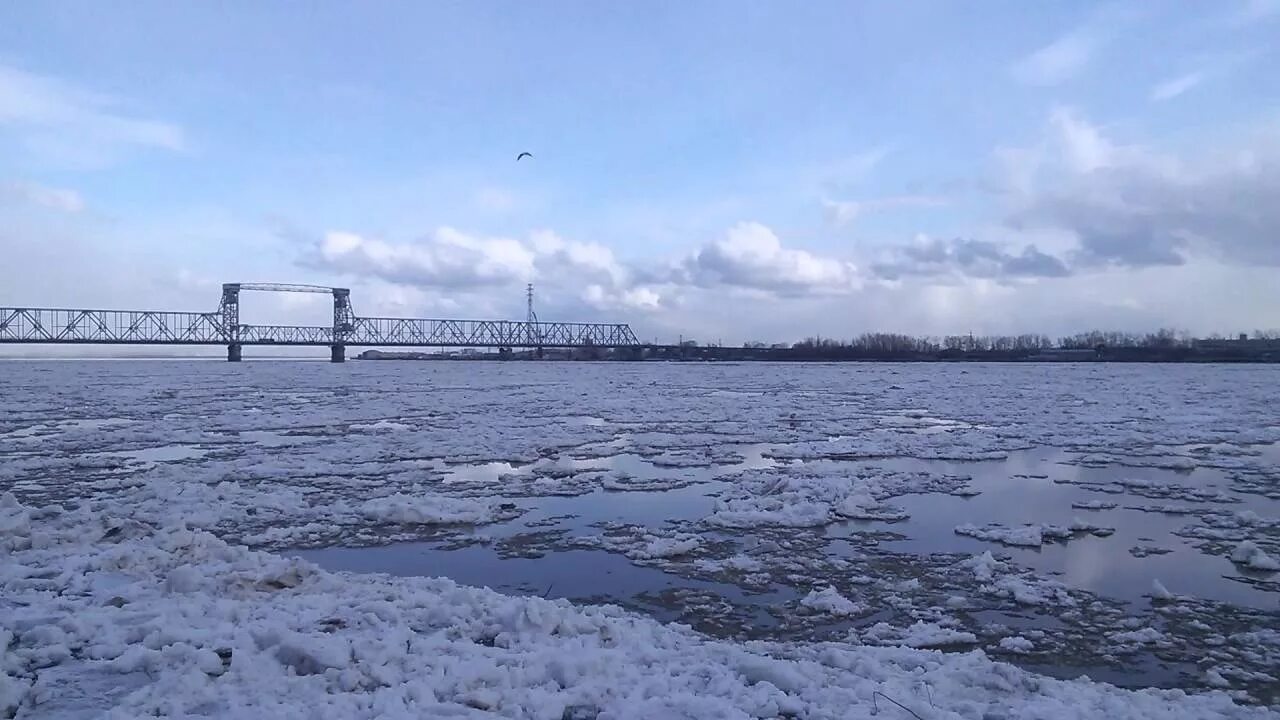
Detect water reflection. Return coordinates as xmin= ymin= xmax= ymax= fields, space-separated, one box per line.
xmin=874 ymin=448 xmax=1280 ymax=608
xmin=296 ymin=444 xmax=1279 ymax=610
xmin=295 ymin=542 xmax=794 ymax=631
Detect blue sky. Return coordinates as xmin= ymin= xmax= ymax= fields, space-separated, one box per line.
xmin=2 ymin=1 xmax=1279 ymax=344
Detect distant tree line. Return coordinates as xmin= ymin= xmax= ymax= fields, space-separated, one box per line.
xmin=785 ymin=329 xmax=1199 ymax=353
xmin=792 ymin=333 xmax=943 ymax=354
xmin=756 ymin=327 xmax=1280 ymax=360
xmin=1056 ymin=328 xmax=1189 ymax=350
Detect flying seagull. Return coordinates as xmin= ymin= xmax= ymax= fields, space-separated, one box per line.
xmin=516 ymin=152 xmax=533 ymax=161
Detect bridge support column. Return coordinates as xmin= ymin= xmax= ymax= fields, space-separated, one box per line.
xmin=330 ymin=344 xmax=345 ymax=363
xmin=227 ymin=343 xmax=242 ymax=362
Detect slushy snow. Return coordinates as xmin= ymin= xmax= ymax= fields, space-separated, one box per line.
xmin=3 ymin=495 xmax=1273 ymax=719
xmin=360 ymin=493 xmax=499 ymax=525
xmin=800 ymin=587 xmax=863 ymax=616
xmin=999 ymin=636 xmax=1036 ymax=654
xmin=5 ymin=360 xmax=1280 ymax=711
xmin=1230 ymin=541 xmax=1280 ymax=572
xmin=955 ymin=521 xmax=1113 ymax=547
xmin=862 ymin=621 xmax=979 ymax=649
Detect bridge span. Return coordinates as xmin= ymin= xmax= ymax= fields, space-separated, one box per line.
xmin=0 ymin=283 xmax=642 ymax=362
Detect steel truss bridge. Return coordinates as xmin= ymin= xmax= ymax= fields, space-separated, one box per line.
xmin=0 ymin=283 xmax=642 ymax=362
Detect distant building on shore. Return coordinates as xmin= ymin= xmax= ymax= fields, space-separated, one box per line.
xmin=1193 ymin=337 xmax=1280 ymax=359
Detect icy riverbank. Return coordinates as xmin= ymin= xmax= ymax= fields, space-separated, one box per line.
xmin=2 ymin=494 xmax=1274 ymax=720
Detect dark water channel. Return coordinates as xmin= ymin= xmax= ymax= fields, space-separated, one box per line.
xmin=293 ymin=443 xmax=1280 ymax=692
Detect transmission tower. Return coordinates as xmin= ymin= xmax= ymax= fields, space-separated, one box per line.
xmin=525 ymin=283 xmax=542 ymax=347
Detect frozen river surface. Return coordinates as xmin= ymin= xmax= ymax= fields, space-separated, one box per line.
xmin=3 ymin=360 xmax=1279 ymax=717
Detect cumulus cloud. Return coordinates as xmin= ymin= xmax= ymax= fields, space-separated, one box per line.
xmin=304 ymin=221 xmax=865 ymax=319
xmin=674 ymin=222 xmax=859 ymax=295
xmin=874 ymin=236 xmax=1070 ymax=281
xmin=0 ymin=64 xmax=185 ymax=167
xmin=529 ymin=230 xmax=626 ymax=287
xmin=311 ymin=227 xmax=643 ymax=292
xmin=305 ymin=227 xmax=671 ymax=316
xmin=583 ymin=284 xmax=662 ymax=312
xmin=1003 ymin=109 xmax=1280 ymax=269
xmin=874 ymin=107 xmax=1280 ymax=282
xmin=314 ymin=228 xmax=535 ymax=288
xmin=1049 ymin=107 xmax=1117 ymax=173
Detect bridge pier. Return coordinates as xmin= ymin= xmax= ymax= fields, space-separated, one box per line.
xmin=330 ymin=344 xmax=345 ymax=363
xmin=227 ymin=343 xmax=242 ymax=362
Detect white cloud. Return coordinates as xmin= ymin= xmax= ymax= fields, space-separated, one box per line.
xmin=998 ymin=107 xmax=1172 ymax=193
xmin=893 ymin=109 xmax=1280 ymax=282
xmin=0 ymin=181 xmax=84 ymax=213
xmin=583 ymin=284 xmax=662 ymax=312
xmin=1049 ymin=107 xmax=1117 ymax=173
xmin=316 ymin=228 xmax=536 ymax=288
xmin=309 ymin=220 xmax=862 ymax=308
xmin=529 ymin=230 xmax=626 ymax=286
xmin=677 ymin=222 xmax=859 ymax=295
xmin=1150 ymin=72 xmax=1206 ymax=102
xmin=0 ymin=64 xmax=185 ymax=167
xmin=1011 ymin=32 xmax=1097 ymax=86
xmin=307 ymin=227 xmax=670 ymax=318
xmin=619 ymin=258 xmax=1280 ymax=345
xmin=1002 ymin=110 xmax=1280 ymax=269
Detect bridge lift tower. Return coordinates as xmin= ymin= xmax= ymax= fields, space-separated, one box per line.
xmin=220 ymin=283 xmax=352 ymax=362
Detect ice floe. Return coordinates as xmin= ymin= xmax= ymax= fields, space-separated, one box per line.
xmin=7 ymin=496 xmax=1274 ymax=719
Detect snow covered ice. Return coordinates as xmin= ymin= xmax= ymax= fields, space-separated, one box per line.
xmin=800 ymin=587 xmax=864 ymax=616
xmin=1231 ymin=541 xmax=1280 ymax=572
xmin=3 ymin=360 xmax=1280 ymax=715
xmin=3 ymin=493 xmax=1275 ymax=720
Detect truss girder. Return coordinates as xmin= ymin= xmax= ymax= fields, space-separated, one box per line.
xmin=0 ymin=308 xmax=225 ymax=344
xmin=345 ymin=317 xmax=640 ymax=347
xmin=0 ymin=305 xmax=642 ymax=348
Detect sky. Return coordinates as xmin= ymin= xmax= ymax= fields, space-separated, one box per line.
xmin=2 ymin=0 xmax=1279 ymax=347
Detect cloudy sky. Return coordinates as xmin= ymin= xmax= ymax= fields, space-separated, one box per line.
xmin=2 ymin=1 xmax=1279 ymax=346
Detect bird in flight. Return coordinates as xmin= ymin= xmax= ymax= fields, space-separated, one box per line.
xmin=516 ymin=152 xmax=533 ymax=161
